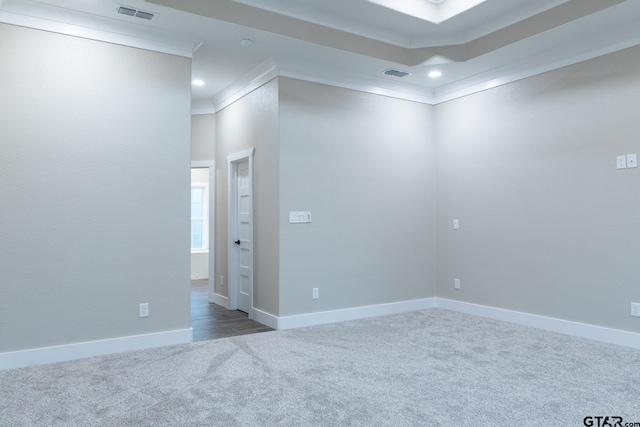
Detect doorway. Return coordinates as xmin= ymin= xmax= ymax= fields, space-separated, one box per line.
xmin=227 ymin=148 xmax=255 ymax=316
xmin=191 ymin=161 xmax=215 ymax=303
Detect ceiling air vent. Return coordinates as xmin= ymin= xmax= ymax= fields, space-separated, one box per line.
xmin=116 ymin=5 xmax=156 ymax=20
xmin=383 ymin=69 xmax=411 ymax=78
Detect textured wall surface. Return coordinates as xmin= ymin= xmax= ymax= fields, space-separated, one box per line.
xmin=278 ymin=78 xmax=436 ymax=316
xmin=0 ymin=24 xmax=192 ymax=352
xmin=191 ymin=114 xmax=215 ymax=162
xmin=215 ymin=79 xmax=280 ymax=315
xmin=435 ymin=45 xmax=640 ymax=332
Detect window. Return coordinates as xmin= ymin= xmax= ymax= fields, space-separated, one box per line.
xmin=191 ymin=184 xmax=209 ymax=251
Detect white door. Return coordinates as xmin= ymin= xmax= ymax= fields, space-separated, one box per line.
xmin=235 ymin=159 xmax=252 ymax=313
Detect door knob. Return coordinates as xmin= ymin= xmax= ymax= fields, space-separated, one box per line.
xmin=234 ymin=240 xmax=241 ymax=245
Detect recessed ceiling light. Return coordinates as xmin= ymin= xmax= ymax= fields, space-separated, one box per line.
xmin=428 ymin=70 xmax=442 ymax=78
xmin=239 ymin=38 xmax=254 ymax=46
xmin=192 ymin=79 xmax=205 ymax=86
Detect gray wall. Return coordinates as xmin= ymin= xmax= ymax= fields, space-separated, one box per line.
xmin=191 ymin=114 xmax=216 ymax=162
xmin=278 ymin=78 xmax=437 ymax=316
xmin=215 ymin=79 xmax=280 ymax=315
xmin=9 ymin=13 xmax=632 ymax=355
xmin=209 ymin=78 xmax=437 ymax=318
xmin=0 ymin=24 xmax=192 ymax=352
xmin=435 ymin=45 xmax=640 ymax=333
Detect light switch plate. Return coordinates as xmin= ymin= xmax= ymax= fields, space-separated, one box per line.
xmin=453 ymin=219 xmax=459 ymax=230
xmin=627 ymin=153 xmax=637 ymax=168
xmin=617 ymin=155 xmax=627 ymax=170
xmin=289 ymin=211 xmax=311 ymax=223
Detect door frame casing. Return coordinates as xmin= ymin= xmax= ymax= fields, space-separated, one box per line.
xmin=191 ymin=161 xmax=215 ymax=303
xmin=227 ymin=148 xmax=255 ymax=315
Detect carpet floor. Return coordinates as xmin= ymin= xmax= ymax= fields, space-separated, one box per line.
xmin=1 ymin=309 xmax=639 ymax=426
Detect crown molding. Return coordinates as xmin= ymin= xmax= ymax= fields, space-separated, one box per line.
xmin=276 ymin=58 xmax=435 ymax=105
xmin=150 ymin=0 xmax=623 ymax=66
xmin=210 ymin=58 xmax=280 ymax=113
xmin=210 ymin=18 xmax=640 ymax=113
xmin=209 ymin=57 xmax=435 ymax=113
xmin=433 ymin=16 xmax=640 ymax=104
xmin=191 ymin=105 xmax=217 ymax=115
xmin=4 ymin=0 xmax=636 ymax=113
xmin=0 ymin=0 xmax=200 ymax=57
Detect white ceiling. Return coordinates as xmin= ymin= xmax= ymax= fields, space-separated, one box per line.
xmin=2 ymin=0 xmax=640 ymax=113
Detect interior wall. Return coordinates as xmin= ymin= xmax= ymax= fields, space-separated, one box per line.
xmin=435 ymin=45 xmax=640 ymax=332
xmin=191 ymin=114 xmax=215 ymax=162
xmin=214 ymin=79 xmax=280 ymax=315
xmin=278 ymin=78 xmax=436 ymax=316
xmin=0 ymin=24 xmax=192 ymax=353
xmin=190 ymin=253 xmax=209 ymax=280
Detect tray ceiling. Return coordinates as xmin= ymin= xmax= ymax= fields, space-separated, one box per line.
xmin=1 ymin=0 xmax=639 ymax=112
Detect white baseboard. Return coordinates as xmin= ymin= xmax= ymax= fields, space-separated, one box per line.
xmin=6 ymin=298 xmax=638 ymax=371
xmin=251 ymin=308 xmax=279 ymax=330
xmin=214 ymin=293 xmax=229 ymax=309
xmin=276 ymin=298 xmax=437 ymax=330
xmin=436 ymin=298 xmax=640 ymax=350
xmin=0 ymin=328 xmax=193 ymax=371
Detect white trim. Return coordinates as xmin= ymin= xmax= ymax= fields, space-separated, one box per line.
xmin=5 ymin=299 xmax=639 ymax=371
xmin=276 ymin=58 xmax=435 ymax=105
xmin=190 ymin=249 xmax=209 ymax=254
xmin=251 ymin=308 xmax=279 ymax=330
xmin=4 ymin=0 xmax=640 ymax=110
xmin=436 ymin=298 xmax=640 ymax=350
xmin=213 ymin=293 xmax=230 ymax=309
xmin=0 ymin=328 xmax=192 ymax=371
xmin=0 ymin=10 xmax=197 ymax=58
xmin=211 ymin=58 xmax=435 ymax=112
xmin=433 ymin=38 xmax=640 ymax=104
xmin=277 ymin=298 xmax=437 ymax=330
xmin=227 ymin=148 xmax=255 ymax=312
xmin=250 ymin=297 xmax=640 ymax=350
xmin=227 ymin=148 xmax=256 ymax=164
xmin=191 ymin=161 xmax=215 ymax=303
xmin=192 ymin=106 xmax=217 ymax=115
xmin=190 ymin=183 xmax=209 ymax=252
xmin=212 ymin=59 xmax=279 ymax=113
xmin=191 ymin=161 xmax=215 ymax=168
xmin=210 ymin=28 xmax=640 ymax=112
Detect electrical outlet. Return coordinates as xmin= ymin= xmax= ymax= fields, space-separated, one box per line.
xmin=454 ymin=278 xmax=460 ymax=290
xmin=631 ymin=302 xmax=640 ymax=318
xmin=617 ymin=155 xmax=627 ymax=170
xmin=312 ymin=288 xmax=319 ymax=300
xmin=139 ymin=303 xmax=149 ymax=318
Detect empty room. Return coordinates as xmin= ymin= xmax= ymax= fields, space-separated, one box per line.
xmin=1 ymin=0 xmax=639 ymax=425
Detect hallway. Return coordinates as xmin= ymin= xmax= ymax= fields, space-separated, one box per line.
xmin=190 ymin=280 xmax=274 ymax=342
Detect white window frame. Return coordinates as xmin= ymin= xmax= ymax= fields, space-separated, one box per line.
xmin=191 ymin=182 xmax=209 ymax=253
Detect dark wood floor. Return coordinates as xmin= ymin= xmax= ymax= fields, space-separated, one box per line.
xmin=191 ymin=280 xmax=274 ymax=342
